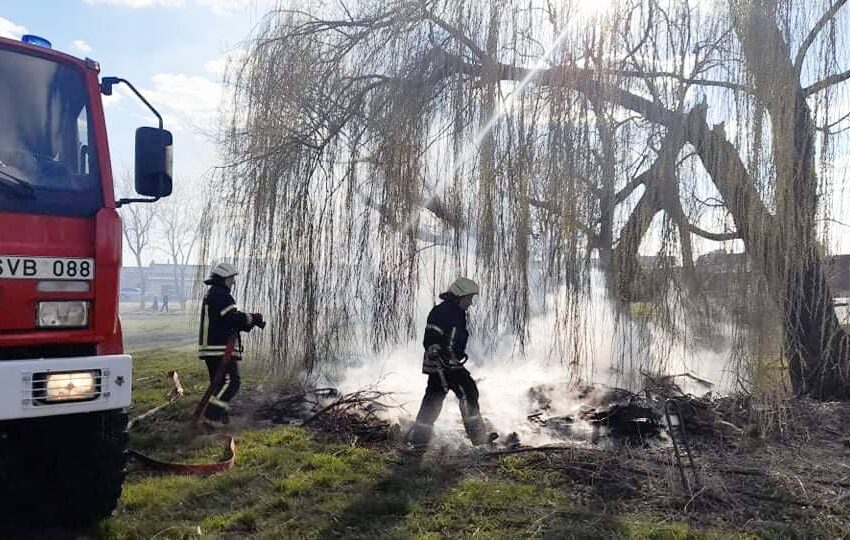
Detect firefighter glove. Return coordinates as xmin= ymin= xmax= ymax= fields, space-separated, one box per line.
xmin=251 ymin=313 xmax=266 ymax=329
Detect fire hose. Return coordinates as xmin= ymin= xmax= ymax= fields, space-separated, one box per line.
xmin=128 ymin=435 xmax=236 ymax=476
xmin=127 ymin=338 xmax=239 ymax=475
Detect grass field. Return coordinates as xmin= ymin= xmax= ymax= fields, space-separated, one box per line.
xmin=95 ymin=347 xmax=716 ymax=540
xmin=59 ymin=312 xmax=850 ymax=539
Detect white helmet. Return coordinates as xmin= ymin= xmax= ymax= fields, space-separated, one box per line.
xmin=209 ymin=262 xmax=239 ymax=280
xmin=446 ymin=277 xmax=479 ymax=297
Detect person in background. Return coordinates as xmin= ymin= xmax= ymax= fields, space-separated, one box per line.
xmin=198 ymin=262 xmax=265 ymax=427
xmin=407 ymin=277 xmax=494 ymax=449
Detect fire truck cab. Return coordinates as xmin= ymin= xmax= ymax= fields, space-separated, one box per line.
xmin=0 ymin=34 xmax=172 ymax=527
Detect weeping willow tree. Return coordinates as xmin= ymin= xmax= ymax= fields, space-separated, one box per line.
xmin=204 ymin=0 xmax=850 ymax=399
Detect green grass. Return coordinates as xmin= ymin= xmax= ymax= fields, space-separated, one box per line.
xmin=79 ymin=327 xmax=847 ymax=539
xmin=119 ymin=309 xmax=197 ymax=352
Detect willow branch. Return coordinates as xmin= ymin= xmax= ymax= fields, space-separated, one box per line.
xmin=794 ymin=0 xmax=848 ymax=75
xmin=528 ymin=197 xmax=596 ymax=241
xmin=610 ymin=69 xmax=752 ymax=93
xmin=805 ymin=68 xmax=850 ymax=95
xmin=688 ymin=224 xmax=740 ymax=242
xmin=419 ymin=1 xmax=487 ymax=60
xmin=614 ymin=170 xmax=649 ymax=205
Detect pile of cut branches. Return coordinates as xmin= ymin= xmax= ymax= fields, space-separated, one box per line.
xmin=256 ymin=387 xmax=400 ymax=443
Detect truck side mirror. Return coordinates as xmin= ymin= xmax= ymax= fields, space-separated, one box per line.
xmin=135 ymin=127 xmax=173 ymax=198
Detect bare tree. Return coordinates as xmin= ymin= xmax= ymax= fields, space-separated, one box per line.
xmin=207 ymin=0 xmax=850 ymax=397
xmin=119 ymin=173 xmax=158 ymax=310
xmin=157 ymin=201 xmax=200 ymax=311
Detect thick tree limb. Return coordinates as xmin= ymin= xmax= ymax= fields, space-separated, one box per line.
xmin=610 ymin=69 xmax=752 ymax=93
xmin=794 ymin=0 xmax=848 ymax=75
xmin=612 ymin=125 xmax=687 ymax=301
xmin=435 ymin=49 xmax=682 ymax=124
xmin=612 ymin=187 xmax=664 ymax=301
xmin=419 ymin=1 xmax=487 ymax=61
xmin=614 ymin=170 xmax=649 ymax=205
xmin=688 ymin=224 xmax=740 ymax=242
xmin=805 ymin=68 xmax=850 ymax=95
xmin=732 ymin=1 xmax=818 ymax=231
xmin=422 ymin=195 xmax=463 ymax=229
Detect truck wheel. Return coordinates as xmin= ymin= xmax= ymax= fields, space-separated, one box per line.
xmin=0 ymin=410 xmax=129 ymax=529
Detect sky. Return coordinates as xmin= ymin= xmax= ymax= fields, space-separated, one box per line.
xmin=0 ymin=0 xmax=269 ymax=200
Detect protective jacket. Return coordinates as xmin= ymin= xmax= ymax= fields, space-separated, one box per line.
xmin=422 ymin=297 xmax=468 ymax=372
xmin=198 ymin=283 xmax=255 ymax=359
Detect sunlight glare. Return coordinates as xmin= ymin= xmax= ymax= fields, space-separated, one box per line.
xmin=573 ymin=0 xmax=615 ymax=16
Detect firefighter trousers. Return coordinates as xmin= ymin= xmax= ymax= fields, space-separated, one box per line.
xmin=408 ymin=368 xmax=487 ymax=446
xmin=202 ymin=356 xmax=241 ymax=421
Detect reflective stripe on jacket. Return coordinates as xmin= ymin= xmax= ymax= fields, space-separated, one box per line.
xmin=422 ymin=299 xmax=468 ymax=360
xmin=198 ymin=283 xmax=253 ymax=358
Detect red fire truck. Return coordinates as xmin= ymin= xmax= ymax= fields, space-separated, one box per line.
xmin=0 ymin=34 xmax=172 ymax=526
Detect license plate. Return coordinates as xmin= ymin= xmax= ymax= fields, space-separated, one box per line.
xmin=0 ymin=256 xmax=95 ymax=280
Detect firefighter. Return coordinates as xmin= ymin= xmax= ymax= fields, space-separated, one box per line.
xmin=407 ymin=277 xmax=493 ymax=449
xmin=198 ymin=262 xmax=264 ymax=427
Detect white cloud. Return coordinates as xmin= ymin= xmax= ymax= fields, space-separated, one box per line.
xmin=139 ymin=72 xmax=223 ymax=131
xmin=203 ymin=49 xmax=246 ymax=76
xmin=72 ymin=39 xmax=94 ymax=54
xmin=0 ymin=17 xmax=27 ymax=40
xmin=204 ymin=55 xmax=228 ymax=76
xmin=145 ymin=73 xmax=221 ymax=114
xmin=102 ymin=90 xmax=124 ymax=109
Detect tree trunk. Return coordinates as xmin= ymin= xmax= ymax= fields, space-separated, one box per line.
xmin=476 ymin=0 xmax=501 ymax=266
xmin=784 ymin=258 xmax=850 ymax=397
xmin=729 ymin=0 xmax=849 ymax=398
xmin=134 ymin=253 xmax=146 ymax=311
xmin=683 ymin=107 xmax=850 ymax=399
xmin=591 ymin=99 xmax=616 ymax=282
xmin=612 ymin=126 xmax=685 ymax=302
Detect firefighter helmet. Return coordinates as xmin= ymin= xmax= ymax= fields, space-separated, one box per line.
xmin=209 ymin=262 xmax=239 ymax=280
xmin=447 ymin=277 xmax=479 ymax=297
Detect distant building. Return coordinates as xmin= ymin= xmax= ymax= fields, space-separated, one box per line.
xmin=638 ymin=255 xmax=678 ymax=269
xmin=695 ymin=250 xmax=749 ymax=274
xmin=120 ymin=262 xmax=207 ymax=300
xmin=694 ymin=250 xmax=850 ymax=296
xmin=826 ymin=254 xmax=850 ymax=296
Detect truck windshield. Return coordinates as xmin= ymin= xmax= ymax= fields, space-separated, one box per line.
xmin=0 ymin=48 xmax=102 ymax=217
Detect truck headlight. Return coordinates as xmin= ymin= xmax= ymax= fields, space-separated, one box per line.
xmin=36 ymin=301 xmax=89 ymax=328
xmin=40 ymin=371 xmax=99 ymax=402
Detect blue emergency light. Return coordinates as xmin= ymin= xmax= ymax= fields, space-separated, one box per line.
xmin=21 ymin=35 xmax=52 ymax=49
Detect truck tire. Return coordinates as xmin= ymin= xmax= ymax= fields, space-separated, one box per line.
xmin=0 ymin=410 xmax=129 ymax=529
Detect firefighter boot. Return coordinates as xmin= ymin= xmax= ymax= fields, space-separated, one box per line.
xmin=460 ymin=400 xmax=496 ymax=446
xmin=203 ymin=399 xmax=230 ymax=429
xmin=406 ymin=421 xmax=434 ymax=450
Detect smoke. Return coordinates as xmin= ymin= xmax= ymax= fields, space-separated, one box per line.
xmin=324 ymin=268 xmax=734 ymax=448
